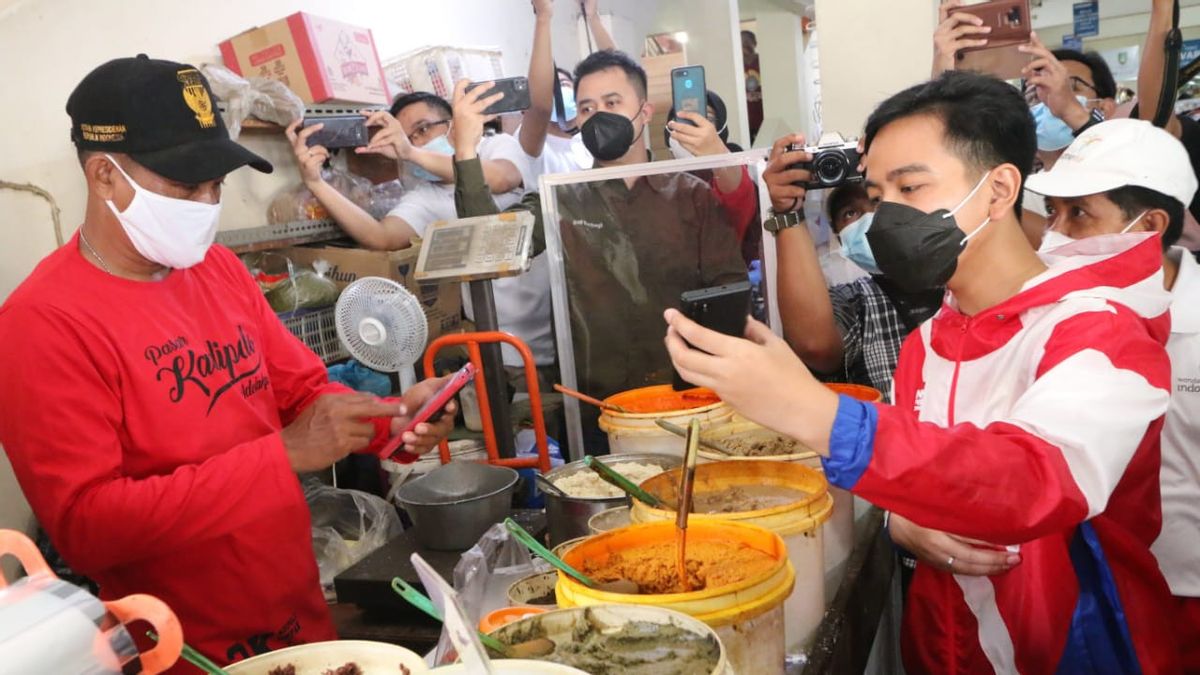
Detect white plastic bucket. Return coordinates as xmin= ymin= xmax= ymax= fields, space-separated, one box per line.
xmin=698 ymin=418 xmax=855 ymax=609
xmin=597 ymin=385 xmax=734 ymax=456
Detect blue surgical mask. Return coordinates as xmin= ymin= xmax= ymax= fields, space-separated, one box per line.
xmin=551 ymin=86 xmax=577 ymax=125
xmin=1031 ymin=95 xmax=1092 ymax=152
xmin=410 ymin=134 xmax=455 ymax=182
xmin=839 ymin=212 xmax=881 ymax=274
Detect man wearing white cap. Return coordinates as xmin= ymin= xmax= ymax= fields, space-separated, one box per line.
xmin=1028 ymin=117 xmax=1200 ymax=671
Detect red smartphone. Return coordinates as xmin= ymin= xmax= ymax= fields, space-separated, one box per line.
xmin=376 ymin=363 xmax=476 ymax=459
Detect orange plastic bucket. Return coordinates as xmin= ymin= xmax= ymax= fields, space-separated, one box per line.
xmin=825 ymin=382 xmax=883 ymax=402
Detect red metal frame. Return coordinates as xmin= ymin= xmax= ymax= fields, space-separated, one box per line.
xmin=423 ymin=332 xmax=551 ymax=473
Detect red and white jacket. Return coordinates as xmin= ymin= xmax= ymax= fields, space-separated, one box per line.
xmin=822 ymin=233 xmax=1180 ymax=674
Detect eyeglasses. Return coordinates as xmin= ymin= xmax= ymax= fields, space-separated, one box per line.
xmin=407 ymin=119 xmax=450 ymax=145
xmin=1068 ymin=76 xmax=1098 ymax=96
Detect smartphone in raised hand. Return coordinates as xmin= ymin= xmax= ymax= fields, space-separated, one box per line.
xmin=465 ymin=77 xmax=531 ymax=115
xmin=376 ymin=363 xmax=475 ymax=459
xmin=671 ymin=66 xmax=707 ymax=125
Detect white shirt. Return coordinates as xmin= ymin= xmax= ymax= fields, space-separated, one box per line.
xmin=1152 ymin=246 xmax=1200 ymax=597
xmin=387 ymin=133 xmax=530 ymax=234
xmin=818 ymin=239 xmax=870 ymax=287
xmin=386 ymin=133 xmax=555 ymax=368
xmin=525 ymin=130 xmax=593 ymax=181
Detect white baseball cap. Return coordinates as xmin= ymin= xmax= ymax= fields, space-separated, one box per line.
xmin=1025 ymin=118 xmax=1198 ymax=210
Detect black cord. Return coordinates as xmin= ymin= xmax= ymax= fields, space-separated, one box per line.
xmin=1153 ymin=0 xmax=1182 ymax=128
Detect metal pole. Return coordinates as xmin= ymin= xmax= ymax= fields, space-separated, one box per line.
xmin=468 ymin=279 xmax=517 ymax=459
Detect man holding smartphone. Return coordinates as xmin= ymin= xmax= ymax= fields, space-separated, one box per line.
xmin=0 ymin=56 xmax=456 ymax=669
xmin=665 ymin=71 xmax=1180 ymax=673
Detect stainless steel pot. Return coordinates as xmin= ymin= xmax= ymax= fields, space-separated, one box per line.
xmin=541 ymin=453 xmax=680 ymax=546
xmin=396 ymin=462 xmax=519 ymax=551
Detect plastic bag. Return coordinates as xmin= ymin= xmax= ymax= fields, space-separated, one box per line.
xmin=267 ymin=168 xmax=372 ymax=225
xmin=433 ymin=522 xmax=549 ymax=664
xmin=304 ymin=478 xmax=403 ymax=601
xmin=366 ymin=179 xmax=406 ymax=220
xmin=201 ymin=64 xmax=305 ymax=139
xmin=453 ymin=522 xmax=550 ymax=623
xmin=242 ymin=252 xmax=340 ymax=312
xmin=327 ymin=359 xmax=392 ymax=397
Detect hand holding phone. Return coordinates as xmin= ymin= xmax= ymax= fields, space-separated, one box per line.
xmin=671 ymin=66 xmax=707 ymax=126
xmin=672 ymin=281 xmax=752 ymax=390
xmin=300 ymin=115 xmax=370 ymax=149
xmin=376 ymin=363 xmax=476 ymax=459
xmin=464 ymin=77 xmax=531 ymax=115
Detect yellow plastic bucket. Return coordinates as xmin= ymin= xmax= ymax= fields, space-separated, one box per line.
xmin=631 ymin=461 xmax=833 ymax=653
xmin=597 ymin=385 xmax=734 ymax=456
xmin=556 ymin=521 xmax=793 ymax=675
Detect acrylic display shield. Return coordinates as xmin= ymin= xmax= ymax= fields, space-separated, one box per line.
xmin=539 ymin=151 xmax=774 ymax=459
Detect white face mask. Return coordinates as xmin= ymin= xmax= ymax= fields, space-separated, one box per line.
xmin=103 ymin=154 xmax=221 ymax=269
xmin=1038 ymin=210 xmax=1149 ymax=253
xmin=1038 ymin=229 xmax=1076 ymax=252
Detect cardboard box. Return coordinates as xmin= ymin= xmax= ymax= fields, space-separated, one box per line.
xmin=281 ymin=242 xmax=463 ymax=340
xmin=220 ymin=12 xmax=390 ymax=105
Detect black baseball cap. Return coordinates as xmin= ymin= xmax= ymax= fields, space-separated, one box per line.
xmin=67 ymin=55 xmax=272 ymax=183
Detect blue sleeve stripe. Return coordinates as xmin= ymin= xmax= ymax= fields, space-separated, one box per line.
xmin=820 ymin=394 xmax=878 ymax=489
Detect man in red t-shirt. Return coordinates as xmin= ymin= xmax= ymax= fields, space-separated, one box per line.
xmin=0 ymin=56 xmax=455 ymax=670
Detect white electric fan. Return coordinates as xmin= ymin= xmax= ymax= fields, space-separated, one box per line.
xmin=334 ymin=277 xmax=429 ymax=390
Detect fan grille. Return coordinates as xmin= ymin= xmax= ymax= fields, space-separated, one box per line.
xmin=334 ymin=277 xmax=429 ymax=372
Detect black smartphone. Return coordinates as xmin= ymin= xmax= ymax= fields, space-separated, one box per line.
xmin=672 ymin=280 xmax=753 ymax=390
xmin=301 ymin=115 xmax=369 ymax=149
xmin=465 ymin=77 xmax=531 ymax=115
xmin=671 ymin=66 xmax=707 ymax=126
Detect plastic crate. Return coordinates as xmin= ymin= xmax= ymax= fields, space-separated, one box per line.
xmin=278 ymin=306 xmax=349 ymax=364
xmin=383 ymin=45 xmax=504 ymax=99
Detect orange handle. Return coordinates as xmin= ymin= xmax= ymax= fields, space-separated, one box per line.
xmin=0 ymin=529 xmax=54 ymax=588
xmin=105 ymin=595 xmax=182 ymax=674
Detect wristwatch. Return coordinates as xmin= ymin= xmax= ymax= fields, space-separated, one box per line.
xmin=1072 ymin=108 xmax=1106 ymax=137
xmin=764 ymin=209 xmax=804 ymax=235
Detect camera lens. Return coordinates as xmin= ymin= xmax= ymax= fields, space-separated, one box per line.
xmin=814 ymin=151 xmax=848 ymax=185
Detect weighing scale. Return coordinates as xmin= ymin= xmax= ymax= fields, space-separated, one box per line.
xmin=414 ymin=211 xmax=536 ymax=460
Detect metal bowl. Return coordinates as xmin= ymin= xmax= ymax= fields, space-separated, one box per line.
xmin=541 ymin=453 xmax=680 ymax=546
xmin=396 ymin=462 xmax=519 ymax=551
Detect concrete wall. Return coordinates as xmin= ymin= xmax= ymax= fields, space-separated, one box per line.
xmin=650 ymin=0 xmax=750 ymax=149
xmin=813 ymin=0 xmax=941 ymax=137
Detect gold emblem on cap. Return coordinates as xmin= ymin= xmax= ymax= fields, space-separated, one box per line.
xmin=176 ymin=68 xmax=216 ymax=129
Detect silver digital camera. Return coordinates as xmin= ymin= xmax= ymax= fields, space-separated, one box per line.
xmin=787 ymin=132 xmax=864 ymax=190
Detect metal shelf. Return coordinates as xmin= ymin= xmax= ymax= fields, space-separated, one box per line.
xmin=216 ymin=219 xmax=349 ymax=254
xmin=218 ymin=103 xmax=388 ymax=133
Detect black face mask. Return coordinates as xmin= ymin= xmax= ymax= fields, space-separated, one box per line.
xmin=865 ymin=174 xmax=992 ymax=292
xmin=581 ymin=110 xmax=644 ymax=161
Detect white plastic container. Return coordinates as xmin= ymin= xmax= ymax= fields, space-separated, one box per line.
xmin=225 ymin=640 xmax=427 ymax=674
xmin=430 ymin=660 xmax=588 ymax=674
xmin=488 ymin=604 xmax=732 ymax=675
